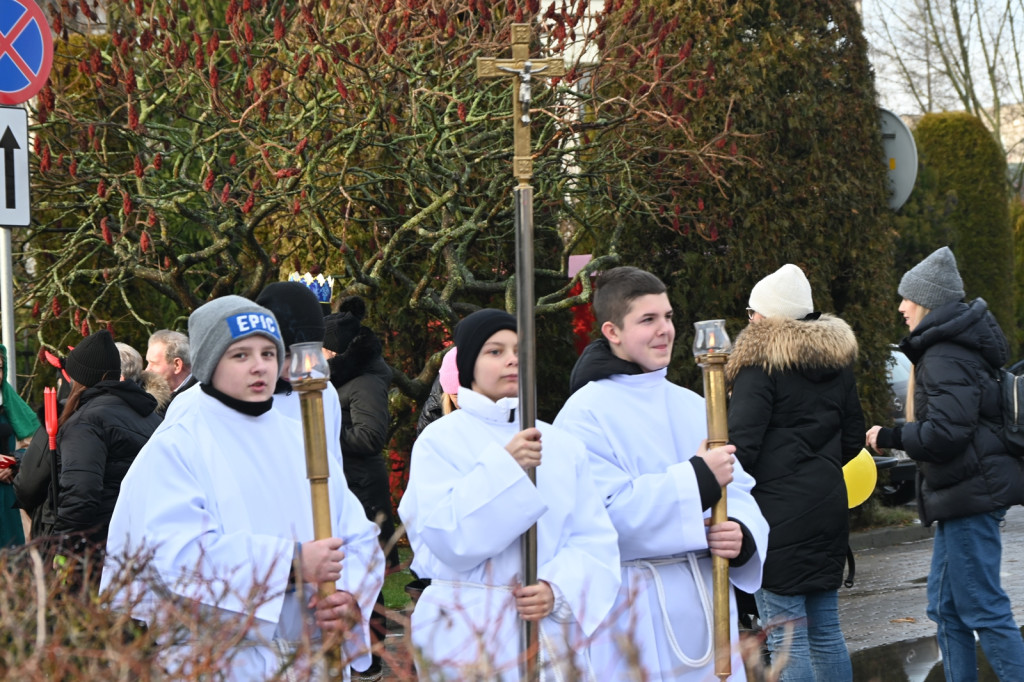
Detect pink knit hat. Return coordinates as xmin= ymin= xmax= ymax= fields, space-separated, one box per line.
xmin=439 ymin=348 xmax=459 ymax=395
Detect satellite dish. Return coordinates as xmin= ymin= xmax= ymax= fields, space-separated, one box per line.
xmin=879 ymin=108 xmax=918 ymax=210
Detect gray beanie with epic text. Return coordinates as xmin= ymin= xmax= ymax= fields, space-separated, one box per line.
xmin=188 ymin=295 xmax=285 ymax=385
xmin=898 ymin=246 xmax=964 ymax=309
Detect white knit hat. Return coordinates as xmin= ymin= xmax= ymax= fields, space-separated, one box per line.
xmin=748 ymin=264 xmax=814 ymax=320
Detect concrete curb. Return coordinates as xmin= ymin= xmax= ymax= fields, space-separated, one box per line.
xmin=850 ymin=522 xmax=934 ymax=552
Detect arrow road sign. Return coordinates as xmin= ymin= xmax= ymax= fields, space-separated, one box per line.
xmin=2 ymin=126 xmax=18 ymax=208
xmin=0 ymin=106 xmax=28 ymax=225
xmin=0 ymin=0 xmax=54 ymax=105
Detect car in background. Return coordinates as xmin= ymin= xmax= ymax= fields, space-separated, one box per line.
xmin=874 ymin=346 xmax=917 ymax=505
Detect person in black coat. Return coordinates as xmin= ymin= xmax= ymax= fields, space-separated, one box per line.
xmin=727 ymin=264 xmax=864 ymax=682
xmin=415 ymin=347 xmax=459 ymax=435
xmin=52 ymin=330 xmax=162 ymax=570
xmin=867 ymin=247 xmax=1024 ymax=681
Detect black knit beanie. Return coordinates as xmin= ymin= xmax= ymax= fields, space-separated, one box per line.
xmin=453 ymin=309 xmax=517 ymax=388
xmin=256 ymin=281 xmax=326 ymax=349
xmin=323 ymin=297 xmax=368 ymax=355
xmin=65 ymin=330 xmax=121 ymax=387
xmin=323 ymin=313 xmax=360 ymax=355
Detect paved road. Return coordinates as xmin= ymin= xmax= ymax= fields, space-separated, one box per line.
xmin=842 ymin=505 xmax=1024 ymax=680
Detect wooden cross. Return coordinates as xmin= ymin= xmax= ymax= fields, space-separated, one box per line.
xmin=477 ymin=24 xmax=565 ymax=185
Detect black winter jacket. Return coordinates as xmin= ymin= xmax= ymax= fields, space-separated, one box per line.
xmin=876 ymin=299 xmax=1024 ymax=526
xmin=328 ymin=326 xmax=399 ymax=567
xmin=416 ymin=376 xmax=444 ymax=436
xmin=55 ymin=380 xmax=162 ymax=544
xmin=12 ymin=425 xmax=56 ymax=535
xmin=726 ymin=314 xmax=865 ymax=595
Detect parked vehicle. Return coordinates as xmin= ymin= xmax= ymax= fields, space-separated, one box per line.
xmin=875 ymin=347 xmax=917 ymax=506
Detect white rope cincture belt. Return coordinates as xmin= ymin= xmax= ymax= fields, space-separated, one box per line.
xmin=430 ymin=579 xmax=597 ymax=682
xmin=623 ymin=551 xmax=715 ymax=669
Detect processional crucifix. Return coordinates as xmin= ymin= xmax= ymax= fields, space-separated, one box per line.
xmin=477 ymin=24 xmax=565 ymax=681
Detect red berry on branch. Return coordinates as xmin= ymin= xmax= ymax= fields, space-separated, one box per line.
xmin=101 ymin=217 xmax=113 ymax=245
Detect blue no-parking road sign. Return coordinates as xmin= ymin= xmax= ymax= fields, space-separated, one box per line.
xmin=0 ymin=0 xmax=53 ymax=105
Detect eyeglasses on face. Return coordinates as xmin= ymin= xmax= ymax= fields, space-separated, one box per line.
xmin=746 ymin=307 xmax=757 ymax=320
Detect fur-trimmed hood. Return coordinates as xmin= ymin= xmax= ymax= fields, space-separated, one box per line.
xmin=140 ymin=370 xmax=172 ymax=414
xmin=725 ymin=314 xmax=857 ymax=385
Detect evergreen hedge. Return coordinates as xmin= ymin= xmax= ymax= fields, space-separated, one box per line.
xmin=912 ymin=113 xmax=1015 ymax=345
xmin=589 ymin=0 xmax=899 ymax=423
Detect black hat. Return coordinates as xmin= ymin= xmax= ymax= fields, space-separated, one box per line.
xmin=323 ymin=312 xmax=360 ymax=354
xmin=65 ymin=330 xmax=121 ymax=387
xmin=453 ymin=309 xmax=517 ymax=388
xmin=323 ymin=296 xmax=368 ymax=354
xmin=256 ymin=282 xmax=326 ymax=349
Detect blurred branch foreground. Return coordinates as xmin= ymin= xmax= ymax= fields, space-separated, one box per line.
xmin=0 ymin=540 xmax=794 ymax=680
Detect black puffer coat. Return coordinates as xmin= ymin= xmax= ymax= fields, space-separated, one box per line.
xmin=726 ymin=314 xmax=865 ymax=595
xmin=55 ymin=380 xmax=162 ymax=545
xmin=328 ymin=326 xmax=399 ymax=567
xmin=883 ymin=299 xmax=1024 ymax=526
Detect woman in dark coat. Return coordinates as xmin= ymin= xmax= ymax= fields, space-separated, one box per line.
xmin=53 ymin=330 xmax=162 ymax=563
xmin=727 ymin=264 xmax=865 ymax=682
xmin=867 ymin=247 xmax=1024 ymax=681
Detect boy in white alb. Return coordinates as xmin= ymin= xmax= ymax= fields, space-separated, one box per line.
xmin=398 ymin=309 xmax=621 ymax=681
xmin=554 ymin=267 xmax=769 ymax=681
xmin=101 ymin=296 xmax=384 ymax=680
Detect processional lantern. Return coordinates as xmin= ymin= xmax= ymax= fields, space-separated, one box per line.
xmin=693 ymin=319 xmax=733 ymax=680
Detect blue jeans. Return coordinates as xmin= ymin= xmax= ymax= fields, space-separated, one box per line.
xmin=928 ymin=508 xmax=1024 ymax=681
xmin=754 ymin=587 xmax=851 ymax=682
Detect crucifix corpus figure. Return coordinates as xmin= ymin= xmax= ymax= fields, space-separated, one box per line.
xmin=477 ymin=23 xmax=565 ymax=681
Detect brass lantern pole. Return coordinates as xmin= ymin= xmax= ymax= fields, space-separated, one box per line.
xmin=290 ymin=341 xmax=343 ymax=682
xmin=693 ymin=320 xmax=732 ymax=680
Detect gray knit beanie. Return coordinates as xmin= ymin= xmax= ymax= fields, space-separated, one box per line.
xmin=898 ymin=246 xmax=964 ymax=309
xmin=188 ymin=295 xmax=285 ymax=385
xmin=748 ymin=264 xmax=814 ymax=319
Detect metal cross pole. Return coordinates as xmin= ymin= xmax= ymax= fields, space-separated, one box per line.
xmin=476 ymin=24 xmax=564 ymax=681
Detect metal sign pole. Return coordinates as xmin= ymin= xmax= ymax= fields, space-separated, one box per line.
xmin=0 ymin=226 xmax=14 ymax=390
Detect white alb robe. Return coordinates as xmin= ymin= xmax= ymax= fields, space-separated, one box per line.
xmin=164 ymin=382 xmax=345 ymax=467
xmin=100 ymin=389 xmax=384 ymax=680
xmin=398 ymin=388 xmax=621 ymax=681
xmin=555 ymin=368 xmax=770 ymax=681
